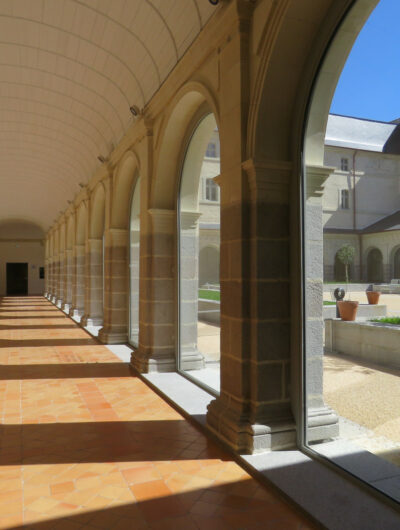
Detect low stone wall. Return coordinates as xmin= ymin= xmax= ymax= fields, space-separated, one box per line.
xmin=198 ymin=299 xmax=220 ymax=325
xmin=323 ymin=283 xmax=372 ymax=293
xmin=323 ymin=304 xmax=387 ymax=320
xmin=325 ymin=319 xmax=400 ymax=369
xmin=373 ymin=283 xmax=400 ymax=294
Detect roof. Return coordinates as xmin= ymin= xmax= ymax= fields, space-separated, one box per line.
xmin=362 ymin=209 xmax=400 ymax=233
xmin=325 ymin=114 xmax=398 ymax=152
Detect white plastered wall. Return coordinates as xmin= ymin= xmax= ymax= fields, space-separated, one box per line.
xmin=0 ymin=241 xmax=44 ymax=295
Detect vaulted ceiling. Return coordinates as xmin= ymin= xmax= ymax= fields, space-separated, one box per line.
xmin=0 ymin=0 xmax=216 ymax=232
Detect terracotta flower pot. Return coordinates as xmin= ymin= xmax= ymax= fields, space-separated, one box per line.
xmin=337 ymin=300 xmax=359 ymax=321
xmin=366 ymin=291 xmax=380 ymax=305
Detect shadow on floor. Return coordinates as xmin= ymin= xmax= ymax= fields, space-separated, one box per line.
xmin=0 ymin=324 xmax=78 ymax=330
xmin=0 ymin=420 xmax=226 ymax=466
xmin=8 ymin=477 xmax=306 ymax=530
xmin=0 ymin=362 xmax=131 ymax=380
xmin=0 ymin=339 xmax=98 ymax=347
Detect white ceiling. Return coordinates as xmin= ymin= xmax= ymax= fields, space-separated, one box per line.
xmin=0 ymin=0 xmax=216 ymax=232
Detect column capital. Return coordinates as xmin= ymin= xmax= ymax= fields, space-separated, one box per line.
xmin=242 ymin=157 xmax=292 ymax=203
xmin=305 ymin=164 xmax=334 ymax=199
xmin=149 ymin=209 xmax=175 ymax=233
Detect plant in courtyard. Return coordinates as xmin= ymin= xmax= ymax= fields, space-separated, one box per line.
xmin=337 ymin=244 xmax=356 ymax=297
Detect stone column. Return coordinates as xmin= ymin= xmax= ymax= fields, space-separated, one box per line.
xmin=179 ymin=210 xmax=205 ymax=370
xmin=56 ymin=251 xmax=65 ymax=308
xmin=51 ymin=257 xmax=59 ymax=304
xmin=131 ymin=209 xmax=176 ymax=372
xmin=303 ymin=165 xmax=339 ymax=442
xmin=207 ymin=160 xmax=299 ymax=453
xmin=69 ymin=244 xmax=85 ymax=319
xmin=81 ymin=238 xmax=103 ymax=326
xmin=98 ymin=228 xmax=129 ymax=344
xmin=62 ymin=249 xmax=73 ymax=313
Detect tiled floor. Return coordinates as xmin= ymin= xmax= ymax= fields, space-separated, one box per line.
xmin=0 ymin=297 xmax=315 ymax=529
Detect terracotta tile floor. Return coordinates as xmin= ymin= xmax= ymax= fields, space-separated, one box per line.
xmin=0 ymin=297 xmax=315 ymax=529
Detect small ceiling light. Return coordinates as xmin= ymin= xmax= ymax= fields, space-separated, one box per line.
xmin=129 ymin=105 xmax=140 ymax=117
xmin=209 ymin=0 xmax=219 ymax=4
xmin=97 ymin=155 xmax=107 ymax=163
xmin=78 ymin=183 xmax=85 ymax=188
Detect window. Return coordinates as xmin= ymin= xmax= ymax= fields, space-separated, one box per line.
xmin=340 ymin=157 xmax=349 ymax=171
xmin=205 ymin=178 xmax=219 ymax=202
xmin=206 ymin=142 xmax=217 ymax=158
xmin=340 ymin=189 xmax=349 ymax=209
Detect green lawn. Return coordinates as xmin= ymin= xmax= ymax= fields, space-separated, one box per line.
xmin=198 ymin=289 xmax=220 ymax=301
xmin=370 ymin=317 xmax=400 ymax=325
xmin=323 ymin=301 xmax=336 ymax=305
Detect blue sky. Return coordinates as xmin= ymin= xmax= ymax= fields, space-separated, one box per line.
xmin=330 ymin=0 xmax=400 ymax=122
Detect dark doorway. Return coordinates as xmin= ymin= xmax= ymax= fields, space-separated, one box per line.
xmin=7 ymin=263 xmax=28 ymax=295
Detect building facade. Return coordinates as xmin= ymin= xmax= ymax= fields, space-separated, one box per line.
xmin=323 ymin=114 xmax=400 ymax=282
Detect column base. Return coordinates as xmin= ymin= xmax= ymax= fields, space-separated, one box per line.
xmin=307 ymin=406 xmax=339 ymax=443
xmin=207 ymin=398 xmax=297 ymax=454
xmin=98 ymin=328 xmax=128 ymax=344
xmin=61 ymin=303 xmax=71 ymax=314
xmin=51 ymin=295 xmax=58 ymax=304
xmin=69 ymin=307 xmax=83 ymax=319
xmin=180 ymin=348 xmax=205 ymax=371
xmin=56 ymin=299 xmax=63 ymax=308
xmin=80 ymin=315 xmax=103 ymax=327
xmin=131 ymin=349 xmax=177 ymax=373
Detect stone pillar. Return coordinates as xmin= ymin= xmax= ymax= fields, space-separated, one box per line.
xmin=179 ymin=211 xmax=205 ymax=370
xmin=131 ymin=209 xmax=176 ymax=372
xmin=51 ymin=258 xmax=59 ymax=304
xmin=303 ymin=165 xmax=339 ymax=442
xmin=62 ymin=249 xmax=73 ymax=313
xmin=69 ymin=244 xmax=85 ymax=319
xmin=56 ymin=250 xmax=65 ymax=308
xmin=81 ymin=238 xmax=103 ymax=326
xmin=98 ymin=228 xmax=129 ymax=344
xmin=207 ymin=160 xmax=298 ymax=453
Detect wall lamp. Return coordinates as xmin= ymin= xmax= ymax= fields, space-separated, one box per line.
xmin=97 ymin=155 xmax=107 ymax=163
xmin=209 ymin=0 xmax=219 ymax=4
xmin=129 ymin=105 xmax=140 ymax=117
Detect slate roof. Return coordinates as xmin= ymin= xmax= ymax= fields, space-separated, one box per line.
xmin=325 ymin=114 xmax=400 ymax=154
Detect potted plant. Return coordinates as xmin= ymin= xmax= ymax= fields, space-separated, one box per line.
xmin=336 ymin=244 xmax=358 ymax=321
xmin=366 ymin=284 xmax=381 ymax=305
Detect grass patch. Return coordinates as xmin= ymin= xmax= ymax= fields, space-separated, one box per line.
xmin=323 ymin=301 xmax=337 ymax=305
xmin=199 ymin=289 xmax=220 ymax=301
xmin=370 ymin=317 xmax=400 ymax=325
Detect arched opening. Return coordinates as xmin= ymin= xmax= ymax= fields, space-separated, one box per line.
xmin=302 ymin=0 xmax=399 ymax=502
xmin=129 ymin=177 xmax=140 ymax=348
xmin=392 ymin=247 xmax=400 ymax=279
xmin=334 ymin=249 xmax=354 ymax=282
xmin=72 ymin=203 xmax=87 ymax=319
xmin=367 ymin=248 xmax=383 ymax=283
xmin=178 ymin=113 xmax=220 ymax=392
xmin=82 ymin=185 xmax=105 ymax=327
xmin=64 ymin=216 xmax=75 ymax=311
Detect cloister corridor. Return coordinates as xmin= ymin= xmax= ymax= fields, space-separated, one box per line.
xmin=0 ymin=296 xmax=313 ymax=530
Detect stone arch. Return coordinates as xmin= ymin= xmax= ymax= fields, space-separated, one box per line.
xmin=152 ymin=81 xmax=219 ymax=210
xmin=367 ymin=247 xmax=383 ymax=283
xmin=391 ymin=244 xmax=400 ymax=279
xmin=111 ymin=150 xmax=140 ymax=230
xmin=250 ymin=0 xmax=378 ymax=164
